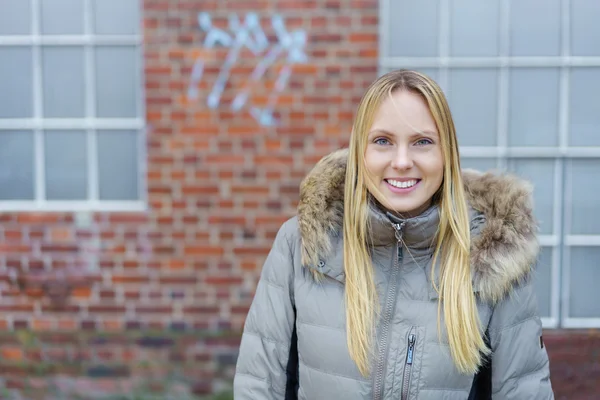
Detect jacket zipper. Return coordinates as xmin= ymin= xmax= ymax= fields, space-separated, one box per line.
xmin=372 ymin=222 xmax=405 ymax=400
xmin=401 ymin=328 xmax=417 ymax=400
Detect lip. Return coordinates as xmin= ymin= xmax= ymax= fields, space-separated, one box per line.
xmin=384 ymin=178 xmax=420 ymax=182
xmin=384 ymin=178 xmax=421 ymax=194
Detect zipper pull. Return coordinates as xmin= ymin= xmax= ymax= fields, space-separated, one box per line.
xmin=392 ymin=222 xmax=405 ymax=263
xmin=406 ymin=334 xmax=416 ymax=365
xmin=392 ymin=222 xmax=406 ymax=242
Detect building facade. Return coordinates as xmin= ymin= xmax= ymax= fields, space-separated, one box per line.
xmin=0 ymin=0 xmax=598 ymax=397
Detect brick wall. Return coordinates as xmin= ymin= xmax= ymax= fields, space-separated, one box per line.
xmin=0 ymin=0 xmax=596 ymax=398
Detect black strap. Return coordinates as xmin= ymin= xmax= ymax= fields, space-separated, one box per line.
xmin=468 ymin=328 xmax=492 ymax=400
xmin=285 ymin=317 xmax=299 ymax=399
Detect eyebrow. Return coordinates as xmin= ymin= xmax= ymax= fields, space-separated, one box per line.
xmin=369 ymin=129 xmax=439 ymax=137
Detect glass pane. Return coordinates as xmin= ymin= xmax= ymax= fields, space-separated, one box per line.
xmin=41 ymin=0 xmax=84 ymax=34
xmin=92 ymin=0 xmax=140 ymax=35
xmin=42 ymin=47 xmax=85 ymax=118
xmin=450 ymin=0 xmax=499 ymax=56
xmin=97 ymin=130 xmax=139 ymax=200
xmin=448 ymin=69 xmax=498 ymax=146
xmin=533 ymin=247 xmax=553 ymax=318
xmin=571 ymin=0 xmax=600 ymax=56
xmin=44 ymin=131 xmax=88 ymax=200
xmin=414 ymin=68 xmax=439 ymax=82
xmin=388 ymin=0 xmax=439 ymax=57
xmin=0 ymin=47 xmax=33 ymax=118
xmin=569 ymin=247 xmax=600 ymax=318
xmin=510 ymin=0 xmax=560 ymax=56
xmin=460 ymin=158 xmax=497 ymax=171
xmin=0 ymin=131 xmax=34 ymax=200
xmin=0 ymin=0 xmax=31 ymax=34
xmin=507 ymin=159 xmax=555 ymax=235
xmin=569 ymin=160 xmax=600 ymax=234
xmin=569 ymin=68 xmax=600 ymax=146
xmin=95 ymin=46 xmax=139 ymax=118
xmin=508 ymin=68 xmax=560 ymax=147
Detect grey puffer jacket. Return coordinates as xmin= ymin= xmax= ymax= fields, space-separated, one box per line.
xmin=234 ymin=149 xmax=553 ymax=399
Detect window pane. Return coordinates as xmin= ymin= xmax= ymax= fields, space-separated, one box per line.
xmin=571 ymin=0 xmax=600 ymax=56
xmin=508 ymin=68 xmax=560 ymax=147
xmin=0 ymin=0 xmax=31 ymax=35
xmin=97 ymin=130 xmax=139 ymax=200
xmin=0 ymin=131 xmax=34 ymax=200
xmin=95 ymin=46 xmax=139 ymax=118
xmin=569 ymin=68 xmax=600 ymax=146
xmin=448 ymin=69 xmax=498 ymax=146
xmin=507 ymin=159 xmax=555 ymax=235
xmin=510 ymin=0 xmax=560 ymax=56
xmin=92 ymin=0 xmax=140 ymax=35
xmin=41 ymin=0 xmax=84 ymax=35
xmin=450 ymin=0 xmax=499 ymax=56
xmin=569 ymin=247 xmax=600 ymax=318
xmin=42 ymin=47 xmax=85 ymax=118
xmin=414 ymin=68 xmax=439 ymax=82
xmin=44 ymin=131 xmax=88 ymax=200
xmin=460 ymin=158 xmax=497 ymax=171
xmin=388 ymin=0 xmax=439 ymax=57
xmin=569 ymin=160 xmax=600 ymax=235
xmin=0 ymin=47 xmax=33 ymax=118
xmin=533 ymin=247 xmax=553 ymax=318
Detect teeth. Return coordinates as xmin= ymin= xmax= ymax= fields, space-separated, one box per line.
xmin=387 ymin=179 xmax=417 ymax=189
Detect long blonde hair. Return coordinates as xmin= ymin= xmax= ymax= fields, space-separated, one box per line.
xmin=343 ymin=69 xmax=489 ymax=376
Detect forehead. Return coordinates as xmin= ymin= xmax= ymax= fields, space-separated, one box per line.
xmin=370 ymin=90 xmax=437 ymax=134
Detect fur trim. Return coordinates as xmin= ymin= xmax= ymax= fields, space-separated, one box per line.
xmin=297 ymin=148 xmax=539 ymax=304
xmin=462 ymin=169 xmax=538 ymax=303
xmin=297 ymin=150 xmax=346 ymax=271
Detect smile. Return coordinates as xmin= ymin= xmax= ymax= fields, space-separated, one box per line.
xmin=385 ymin=179 xmax=419 ymax=189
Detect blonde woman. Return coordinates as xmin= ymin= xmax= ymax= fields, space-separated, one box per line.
xmin=234 ymin=70 xmax=553 ymax=399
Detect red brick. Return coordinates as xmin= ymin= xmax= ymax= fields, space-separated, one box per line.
xmin=231 ymin=186 xmax=270 ymax=195
xmin=1 ymin=348 xmax=23 ymax=361
xmin=108 ymin=213 xmax=149 ymax=224
xmin=183 ymin=306 xmax=219 ymax=315
xmin=16 ymin=213 xmax=62 ymax=224
xmin=184 ymin=246 xmax=223 ymax=256
xmin=233 ymin=247 xmax=271 ymax=256
xmin=181 ymin=185 xmax=220 ymax=195
xmin=208 ymin=216 xmax=246 ymax=225
xmin=4 ymin=230 xmax=23 ymax=240
xmin=135 ymin=305 xmax=173 ymax=314
xmin=112 ymin=275 xmax=150 ymax=284
xmin=0 ymin=244 xmax=31 ymax=254
xmin=205 ymin=276 xmax=244 ymax=286
xmin=159 ymin=275 xmax=198 ymax=284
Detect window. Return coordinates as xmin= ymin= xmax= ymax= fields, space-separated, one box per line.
xmin=0 ymin=0 xmax=145 ymax=211
xmin=379 ymin=0 xmax=600 ymax=328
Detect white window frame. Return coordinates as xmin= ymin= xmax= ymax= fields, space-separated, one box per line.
xmin=379 ymin=0 xmax=600 ymax=329
xmin=0 ymin=0 xmax=146 ymax=212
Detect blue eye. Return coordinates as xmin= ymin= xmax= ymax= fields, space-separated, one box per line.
xmin=415 ymin=138 xmax=433 ymax=146
xmin=374 ymin=137 xmax=390 ymax=146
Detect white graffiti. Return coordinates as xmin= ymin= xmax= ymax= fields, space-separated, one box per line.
xmin=187 ymin=12 xmax=308 ymax=126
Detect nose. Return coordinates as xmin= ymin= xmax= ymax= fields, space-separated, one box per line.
xmin=390 ymin=145 xmax=414 ymax=170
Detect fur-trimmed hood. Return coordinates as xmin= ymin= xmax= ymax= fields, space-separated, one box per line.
xmin=297 ymin=149 xmax=539 ymax=304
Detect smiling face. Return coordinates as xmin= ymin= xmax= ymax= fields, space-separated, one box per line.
xmin=364 ymin=89 xmax=444 ymax=217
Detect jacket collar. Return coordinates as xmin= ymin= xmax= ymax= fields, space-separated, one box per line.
xmin=367 ymin=199 xmax=440 ymax=251
xmin=297 ymin=148 xmax=539 ymax=304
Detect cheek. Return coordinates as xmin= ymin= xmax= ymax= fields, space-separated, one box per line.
xmin=421 ymin=152 xmax=444 ymax=182
xmin=364 ymin=149 xmax=387 ymax=177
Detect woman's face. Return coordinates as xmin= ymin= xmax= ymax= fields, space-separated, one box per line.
xmin=364 ymin=89 xmax=444 ymax=218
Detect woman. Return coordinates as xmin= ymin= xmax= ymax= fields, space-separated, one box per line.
xmin=233 ymin=70 xmax=553 ymax=399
